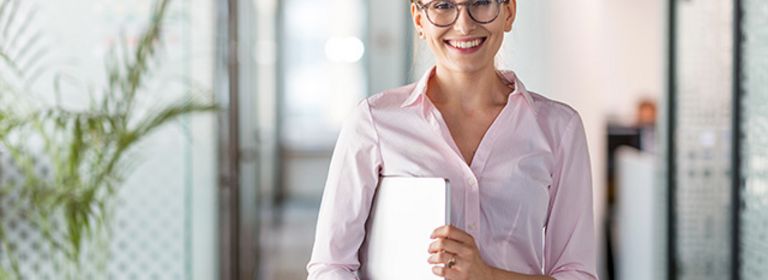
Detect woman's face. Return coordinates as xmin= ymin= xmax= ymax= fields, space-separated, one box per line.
xmin=411 ymin=0 xmax=516 ymax=74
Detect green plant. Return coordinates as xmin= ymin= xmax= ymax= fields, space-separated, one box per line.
xmin=0 ymin=0 xmax=217 ymax=277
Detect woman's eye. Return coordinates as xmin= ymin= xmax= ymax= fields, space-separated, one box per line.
xmin=472 ymin=0 xmax=492 ymax=7
xmin=433 ymin=2 xmax=455 ymax=10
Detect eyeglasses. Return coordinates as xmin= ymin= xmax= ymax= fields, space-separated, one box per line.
xmin=412 ymin=0 xmax=510 ymax=28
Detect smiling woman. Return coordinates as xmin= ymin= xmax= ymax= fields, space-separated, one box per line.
xmin=412 ymin=0 xmax=513 ymax=75
xmin=307 ymin=0 xmax=599 ymax=279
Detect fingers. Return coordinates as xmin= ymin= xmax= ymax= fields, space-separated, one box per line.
xmin=432 ymin=265 xmax=447 ymax=277
xmin=429 ymin=225 xmax=479 ymax=279
xmin=428 ymin=237 xmax=471 ymax=256
xmin=432 ymin=264 xmax=461 ymax=278
xmin=431 ymin=225 xmax=474 ymax=245
xmin=432 ymin=265 xmax=446 ymax=277
xmin=427 ymin=250 xmax=454 ymax=265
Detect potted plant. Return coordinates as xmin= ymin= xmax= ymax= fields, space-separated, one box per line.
xmin=0 ymin=0 xmax=217 ymax=277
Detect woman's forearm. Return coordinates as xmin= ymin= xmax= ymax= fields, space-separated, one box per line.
xmin=491 ymin=267 xmax=555 ymax=280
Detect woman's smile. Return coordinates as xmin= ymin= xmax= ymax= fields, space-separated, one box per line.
xmin=444 ymin=36 xmax=487 ymax=54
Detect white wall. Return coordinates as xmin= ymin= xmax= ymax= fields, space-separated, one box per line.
xmin=602 ymin=0 xmax=665 ymax=125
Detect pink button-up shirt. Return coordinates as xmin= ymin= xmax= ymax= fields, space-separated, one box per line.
xmin=307 ymin=66 xmax=598 ymax=280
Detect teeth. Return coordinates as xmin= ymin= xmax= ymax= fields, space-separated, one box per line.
xmin=450 ymin=39 xmax=482 ymax=49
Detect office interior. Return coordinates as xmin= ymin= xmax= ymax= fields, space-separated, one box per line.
xmin=0 ymin=0 xmax=765 ymax=279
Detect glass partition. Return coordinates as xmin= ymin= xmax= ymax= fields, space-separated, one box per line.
xmin=740 ymin=0 xmax=768 ymax=279
xmin=674 ymin=0 xmax=734 ymax=279
xmin=0 ymin=0 xmax=217 ymax=278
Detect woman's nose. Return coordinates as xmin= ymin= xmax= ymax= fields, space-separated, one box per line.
xmin=453 ymin=6 xmax=477 ymax=34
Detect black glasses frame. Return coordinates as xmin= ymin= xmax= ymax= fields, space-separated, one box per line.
xmin=412 ymin=0 xmax=511 ymax=28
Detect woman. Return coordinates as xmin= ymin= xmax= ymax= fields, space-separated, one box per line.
xmin=307 ymin=0 xmax=598 ymax=279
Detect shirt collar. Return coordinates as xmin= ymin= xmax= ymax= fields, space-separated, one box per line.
xmin=400 ymin=65 xmax=534 ymax=108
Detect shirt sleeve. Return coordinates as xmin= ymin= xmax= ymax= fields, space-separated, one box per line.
xmin=543 ymin=113 xmax=599 ymax=280
xmin=306 ymin=99 xmax=383 ymax=280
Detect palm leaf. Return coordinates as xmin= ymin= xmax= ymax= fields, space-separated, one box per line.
xmin=117 ymin=0 xmax=170 ymax=114
xmin=0 ymin=0 xmax=46 ymax=86
xmin=0 ymin=0 xmax=20 ymax=40
xmin=6 ymin=6 xmax=38 ymax=57
xmin=0 ymin=0 xmax=218 ymax=276
xmin=16 ymin=30 xmax=46 ymax=77
xmin=0 ymin=49 xmax=21 ymax=76
xmin=0 ymin=0 xmax=11 ymax=25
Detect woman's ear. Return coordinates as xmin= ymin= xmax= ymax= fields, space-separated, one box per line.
xmin=411 ymin=3 xmax=425 ymax=37
xmin=503 ymin=0 xmax=517 ymax=32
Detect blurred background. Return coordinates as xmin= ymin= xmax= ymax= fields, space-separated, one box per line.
xmin=0 ymin=0 xmax=765 ymax=279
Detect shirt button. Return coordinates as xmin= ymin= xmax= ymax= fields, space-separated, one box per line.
xmin=466 ymin=178 xmax=474 ymax=185
xmin=468 ymin=224 xmax=477 ymax=230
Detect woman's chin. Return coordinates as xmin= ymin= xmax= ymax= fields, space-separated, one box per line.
xmin=438 ymin=60 xmax=494 ymax=74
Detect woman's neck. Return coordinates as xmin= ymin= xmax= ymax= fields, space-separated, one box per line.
xmin=428 ymin=64 xmax=510 ymax=109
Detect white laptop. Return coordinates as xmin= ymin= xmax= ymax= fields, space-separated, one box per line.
xmin=359 ymin=177 xmax=451 ymax=280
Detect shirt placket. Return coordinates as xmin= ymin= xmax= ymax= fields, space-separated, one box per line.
xmin=465 ymin=122 xmax=499 ymax=237
xmin=433 ymin=100 xmax=511 ymax=237
xmin=424 ymin=101 xmax=484 ymax=235
xmin=463 ymin=173 xmax=480 ymax=236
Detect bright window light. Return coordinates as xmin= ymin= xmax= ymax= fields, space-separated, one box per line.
xmin=324 ymin=36 xmax=365 ymax=63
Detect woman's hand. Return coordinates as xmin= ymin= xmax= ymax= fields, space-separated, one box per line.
xmin=428 ymin=225 xmax=496 ymax=280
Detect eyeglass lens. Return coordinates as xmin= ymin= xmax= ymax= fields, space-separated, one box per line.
xmin=424 ymin=0 xmax=500 ymax=27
